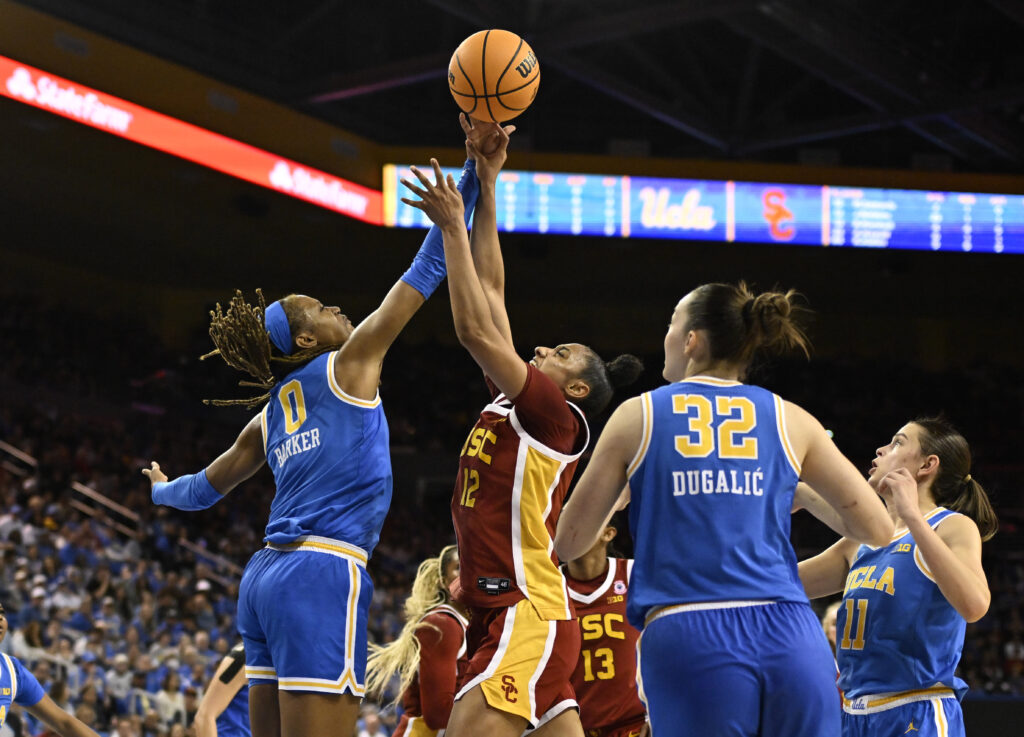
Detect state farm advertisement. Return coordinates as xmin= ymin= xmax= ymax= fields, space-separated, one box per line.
xmin=0 ymin=55 xmax=382 ymax=224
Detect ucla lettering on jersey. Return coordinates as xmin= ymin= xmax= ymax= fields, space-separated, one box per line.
xmin=259 ymin=351 xmax=392 ymax=556
xmin=626 ymin=377 xmax=805 ymax=629
xmin=837 ymin=507 xmax=969 ymax=700
xmin=0 ymin=653 xmax=45 ymax=727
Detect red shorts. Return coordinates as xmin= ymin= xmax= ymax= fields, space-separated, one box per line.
xmin=456 ymin=598 xmax=580 ymax=726
xmin=583 ymin=717 xmax=648 ymax=737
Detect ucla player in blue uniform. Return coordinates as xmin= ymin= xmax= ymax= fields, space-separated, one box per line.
xmin=143 ymin=123 xmax=486 ymax=737
xmin=556 ymin=282 xmax=895 ymax=737
xmin=195 ymin=643 xmax=251 ymax=737
xmin=0 ymin=603 xmax=102 ymax=737
xmin=797 ymin=417 xmax=997 ymax=737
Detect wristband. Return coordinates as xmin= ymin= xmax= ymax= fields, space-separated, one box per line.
xmin=152 ymin=469 xmax=223 ymax=511
xmin=400 ymin=159 xmax=480 ymax=299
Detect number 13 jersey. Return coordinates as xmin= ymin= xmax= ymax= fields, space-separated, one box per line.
xmin=626 ymin=377 xmax=805 ymax=629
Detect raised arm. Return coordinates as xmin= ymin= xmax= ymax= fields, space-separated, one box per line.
xmin=555 ymin=397 xmax=643 ymax=560
xmin=402 ymin=159 xmax=528 ymax=399
xmin=334 ymin=157 xmax=481 ymax=399
xmin=786 ymin=401 xmax=894 ymax=547
xmin=144 ymin=413 xmax=265 ymax=510
xmin=793 ymin=481 xmax=856 ymax=538
xmin=462 ymin=114 xmax=515 ymax=347
xmin=798 ymin=537 xmax=859 ymax=599
xmin=882 ymin=468 xmax=990 ymax=622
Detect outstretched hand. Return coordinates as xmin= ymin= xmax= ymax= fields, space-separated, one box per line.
xmin=460 ymin=113 xmax=514 ymax=184
xmin=401 ymin=159 xmax=466 ymax=231
xmin=142 ymin=461 xmax=167 ymax=486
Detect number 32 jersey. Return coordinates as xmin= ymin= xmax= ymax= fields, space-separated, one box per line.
xmin=626 ymin=377 xmax=805 ymax=629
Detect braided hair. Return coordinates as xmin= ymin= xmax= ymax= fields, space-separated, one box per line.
xmin=200 ymin=289 xmax=339 ymax=409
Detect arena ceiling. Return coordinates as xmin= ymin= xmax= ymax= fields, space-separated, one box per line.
xmin=16 ymin=0 xmax=1024 ymax=173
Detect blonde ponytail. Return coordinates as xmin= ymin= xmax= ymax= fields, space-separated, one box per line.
xmin=365 ymin=545 xmax=458 ymax=701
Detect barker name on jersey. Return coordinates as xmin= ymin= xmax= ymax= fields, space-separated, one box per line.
xmin=272 ymin=427 xmax=322 ymax=468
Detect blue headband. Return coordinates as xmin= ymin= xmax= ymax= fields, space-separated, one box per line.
xmin=264 ymin=301 xmax=293 ymax=354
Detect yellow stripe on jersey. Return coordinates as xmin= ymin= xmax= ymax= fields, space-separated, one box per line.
xmin=326 ymin=351 xmax=382 ymax=408
xmin=773 ymin=394 xmax=801 ymax=475
xmin=932 ymin=698 xmax=948 ymax=737
xmin=518 ymin=446 xmax=571 ymax=620
xmin=684 ymin=376 xmax=742 ymax=387
xmin=627 ymin=392 xmax=654 ymax=477
xmin=269 ymin=539 xmax=368 ymax=566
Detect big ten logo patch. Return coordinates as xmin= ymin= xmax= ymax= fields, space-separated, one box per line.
xmin=895 ymin=543 xmax=912 ymax=553
xmin=581 ymin=613 xmax=625 ymax=641
xmin=501 ymin=674 xmax=518 ymax=703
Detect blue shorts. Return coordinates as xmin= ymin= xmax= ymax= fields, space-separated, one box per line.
xmin=237 ymin=536 xmax=372 ymax=695
xmin=842 ymin=692 xmax=962 ymax=737
xmin=637 ymin=601 xmax=840 ymax=737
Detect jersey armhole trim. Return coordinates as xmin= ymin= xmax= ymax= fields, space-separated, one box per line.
xmin=507 ymin=404 xmax=589 ymax=463
xmin=327 ymin=351 xmax=381 ymax=408
xmin=3 ymin=654 xmax=17 ymax=701
xmin=260 ymin=405 xmax=269 ymax=453
xmin=626 ymin=393 xmax=653 ymax=478
xmin=774 ymin=394 xmax=802 ymax=476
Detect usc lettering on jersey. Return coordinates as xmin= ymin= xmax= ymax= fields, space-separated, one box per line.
xmin=566 ymin=558 xmax=646 ymax=733
xmin=452 ymin=365 xmax=589 ymax=620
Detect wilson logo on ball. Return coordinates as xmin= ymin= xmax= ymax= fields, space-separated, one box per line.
xmin=515 ymin=52 xmax=538 ymax=78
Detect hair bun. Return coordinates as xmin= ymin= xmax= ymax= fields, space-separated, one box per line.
xmin=606 ymin=354 xmax=644 ymax=389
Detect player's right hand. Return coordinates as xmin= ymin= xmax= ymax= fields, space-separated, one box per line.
xmin=142 ymin=461 xmax=167 ymax=486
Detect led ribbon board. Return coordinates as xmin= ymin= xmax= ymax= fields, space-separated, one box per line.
xmin=383 ymin=165 xmax=1024 ymax=253
xmin=0 ymin=55 xmax=382 ymax=224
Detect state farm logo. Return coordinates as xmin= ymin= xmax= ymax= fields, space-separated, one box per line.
xmin=269 ymin=161 xmax=369 ymax=217
xmin=6 ymin=67 xmax=133 ymax=133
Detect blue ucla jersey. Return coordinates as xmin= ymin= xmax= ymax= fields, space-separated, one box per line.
xmin=626 ymin=377 xmax=805 ymax=628
xmin=0 ymin=653 xmax=45 ymax=727
xmin=837 ymin=507 xmax=968 ymax=700
xmin=216 ymin=684 xmax=250 ymax=737
xmin=260 ymin=351 xmax=391 ymax=555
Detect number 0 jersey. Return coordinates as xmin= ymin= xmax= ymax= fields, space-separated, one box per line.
xmin=452 ymin=365 xmax=588 ymax=619
xmin=837 ymin=507 xmax=969 ymax=700
xmin=626 ymin=377 xmax=805 ymax=629
xmin=260 ymin=350 xmax=391 ymax=556
xmin=565 ymin=558 xmax=646 ymax=733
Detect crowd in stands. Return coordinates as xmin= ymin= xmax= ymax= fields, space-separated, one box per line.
xmin=0 ymin=298 xmax=1021 ymax=735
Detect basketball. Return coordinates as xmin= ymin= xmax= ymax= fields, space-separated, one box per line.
xmin=448 ymin=29 xmax=540 ymax=123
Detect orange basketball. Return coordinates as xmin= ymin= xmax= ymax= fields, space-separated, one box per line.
xmin=448 ymin=29 xmax=539 ymax=123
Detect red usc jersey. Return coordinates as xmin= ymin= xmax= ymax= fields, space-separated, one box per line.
xmin=566 ymin=558 xmax=646 ymax=733
xmin=451 ymin=365 xmax=588 ymax=619
xmin=393 ymin=605 xmax=469 ymax=737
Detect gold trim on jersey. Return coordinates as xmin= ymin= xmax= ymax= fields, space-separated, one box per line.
xmin=1 ymin=654 xmax=17 ymax=701
xmin=504 ymin=401 xmax=589 ymax=621
xmin=326 ymin=351 xmax=381 ymax=408
xmin=931 ymin=697 xmax=950 ymax=737
xmin=773 ymin=394 xmax=802 ymax=476
xmin=681 ymin=376 xmax=742 ymax=387
xmin=260 ymin=405 xmax=268 ymax=453
xmin=841 ymin=686 xmax=955 ymax=715
xmin=265 ymin=535 xmax=368 ymax=566
xmin=627 ymin=393 xmax=654 ymax=478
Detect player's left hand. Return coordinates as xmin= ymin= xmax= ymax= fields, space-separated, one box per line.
xmin=142 ymin=461 xmax=167 ymax=486
xmin=401 ymin=159 xmax=466 ymax=231
xmin=879 ymin=467 xmax=920 ymax=522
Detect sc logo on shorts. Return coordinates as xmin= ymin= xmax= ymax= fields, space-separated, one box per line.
xmin=501 ymin=674 xmax=518 ymax=703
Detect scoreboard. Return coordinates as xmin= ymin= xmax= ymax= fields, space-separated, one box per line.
xmin=383 ymin=165 xmax=1024 ymax=253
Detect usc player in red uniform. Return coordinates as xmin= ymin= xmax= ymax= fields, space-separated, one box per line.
xmin=401 ymin=118 xmax=641 ymax=737
xmin=563 ymin=522 xmax=647 ymax=737
xmin=365 ymin=545 xmax=469 ymax=737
